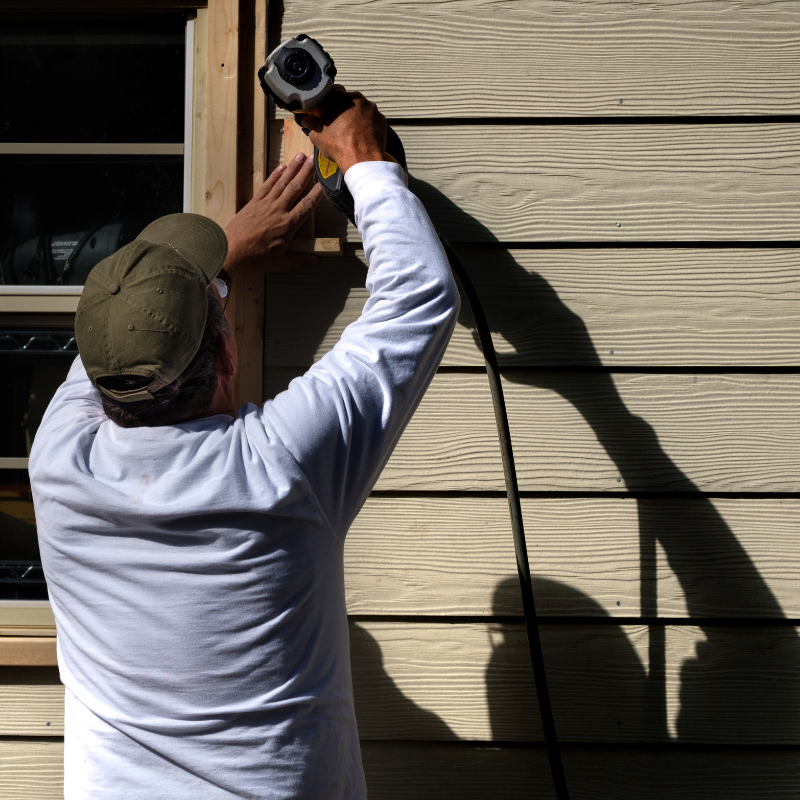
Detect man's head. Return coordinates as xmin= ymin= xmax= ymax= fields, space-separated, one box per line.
xmin=75 ymin=213 xmax=234 ymax=427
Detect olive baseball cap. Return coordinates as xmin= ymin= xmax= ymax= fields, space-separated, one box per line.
xmin=75 ymin=213 xmax=228 ymax=402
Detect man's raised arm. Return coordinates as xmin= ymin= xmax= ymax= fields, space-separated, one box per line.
xmin=260 ymin=90 xmax=460 ymax=537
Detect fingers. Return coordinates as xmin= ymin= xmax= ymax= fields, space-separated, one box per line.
xmin=288 ymin=182 xmax=323 ymax=226
xmin=280 ymin=156 xmax=317 ymax=209
xmin=298 ymin=114 xmax=320 ymax=132
xmin=267 ymin=152 xmax=315 ymax=205
xmin=254 ymin=162 xmax=288 ymax=201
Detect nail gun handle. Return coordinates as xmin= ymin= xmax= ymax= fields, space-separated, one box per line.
xmin=293 ymin=108 xmax=399 ymax=169
xmin=312 ymin=125 xmax=407 ymax=227
xmin=292 ymin=107 xmax=323 ymax=133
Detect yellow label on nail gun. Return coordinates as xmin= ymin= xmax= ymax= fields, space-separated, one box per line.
xmin=317 ymin=152 xmax=339 ymax=179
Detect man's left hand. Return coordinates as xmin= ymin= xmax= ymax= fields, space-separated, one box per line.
xmin=223 ymin=153 xmax=323 ymax=275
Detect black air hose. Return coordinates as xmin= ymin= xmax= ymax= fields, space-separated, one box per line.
xmin=439 ymin=235 xmax=570 ymax=800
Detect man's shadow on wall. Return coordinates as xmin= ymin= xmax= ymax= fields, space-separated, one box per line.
xmin=274 ymin=175 xmax=800 ymax=752
xmin=407 ymin=176 xmax=800 ymax=746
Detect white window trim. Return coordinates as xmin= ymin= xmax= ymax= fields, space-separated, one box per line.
xmin=183 ymin=11 xmax=195 ymax=212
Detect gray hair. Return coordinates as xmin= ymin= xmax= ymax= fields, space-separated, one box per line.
xmin=98 ymin=287 xmax=231 ymax=427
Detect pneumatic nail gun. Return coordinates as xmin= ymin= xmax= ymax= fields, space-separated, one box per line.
xmin=258 ymin=34 xmax=406 ymax=225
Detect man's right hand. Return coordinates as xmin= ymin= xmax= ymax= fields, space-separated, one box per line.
xmin=299 ymin=87 xmax=387 ymax=175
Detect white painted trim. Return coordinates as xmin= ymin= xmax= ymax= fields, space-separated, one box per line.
xmin=0 ymin=286 xmax=82 ymax=295
xmin=0 ymin=457 xmax=29 ymax=470
xmin=0 ymin=143 xmax=183 ymax=155
xmin=183 ymin=13 xmax=196 ymax=213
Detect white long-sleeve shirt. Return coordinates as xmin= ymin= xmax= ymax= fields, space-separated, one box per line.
xmin=30 ymin=160 xmax=460 ymax=799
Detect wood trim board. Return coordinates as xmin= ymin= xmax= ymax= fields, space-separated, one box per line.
xmin=0 ymin=639 xmax=57 ymax=667
xmin=251 ymin=0 xmax=268 ymax=195
xmin=204 ymin=0 xmax=241 ymax=224
xmin=205 ymin=0 xmax=266 ymax=406
xmin=190 ymin=7 xmax=209 ymax=214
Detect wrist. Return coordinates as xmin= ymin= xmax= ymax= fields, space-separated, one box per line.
xmin=222 ymin=235 xmax=245 ymax=276
xmin=339 ymin=146 xmax=384 ymax=175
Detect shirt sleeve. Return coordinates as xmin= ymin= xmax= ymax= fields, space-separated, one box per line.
xmin=28 ymin=355 xmax=106 ymax=476
xmin=259 ymin=160 xmax=460 ymax=537
xmin=41 ymin=356 xmax=106 ymax=427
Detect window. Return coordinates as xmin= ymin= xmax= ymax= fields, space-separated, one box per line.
xmin=1 ymin=320 xmax=76 ymax=601
xmin=1 ymin=15 xmax=191 ymax=287
xmin=0 ymin=12 xmax=196 ymax=607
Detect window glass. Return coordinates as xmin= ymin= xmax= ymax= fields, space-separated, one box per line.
xmin=1 ymin=155 xmax=184 ymax=285
xmin=0 ymin=17 xmax=185 ymax=143
xmin=1 ymin=481 xmax=46 ymax=601
xmin=0 ymin=14 xmax=186 ymax=287
xmin=0 ymin=323 xmax=77 ymax=600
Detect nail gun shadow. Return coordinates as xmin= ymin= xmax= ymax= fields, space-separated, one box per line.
xmin=265 ymin=176 xmax=800 ymax=780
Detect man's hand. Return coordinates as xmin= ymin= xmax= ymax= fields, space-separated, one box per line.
xmin=223 ymin=154 xmax=323 ymax=275
xmin=299 ymin=87 xmax=386 ymax=175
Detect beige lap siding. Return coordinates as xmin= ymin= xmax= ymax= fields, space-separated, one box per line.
xmin=275 ymin=0 xmax=800 ymax=118
xmin=265 ymin=248 xmax=800 ymax=369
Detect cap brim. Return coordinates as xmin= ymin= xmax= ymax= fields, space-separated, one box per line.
xmin=136 ymin=213 xmax=228 ymax=283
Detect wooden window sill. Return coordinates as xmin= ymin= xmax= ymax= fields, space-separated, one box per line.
xmin=0 ymin=637 xmax=58 ymax=666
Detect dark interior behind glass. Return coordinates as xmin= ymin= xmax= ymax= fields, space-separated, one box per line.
xmin=0 ymin=17 xmax=185 ymax=143
xmin=1 ymin=324 xmax=77 ymax=600
xmin=1 ymin=155 xmax=184 ymax=285
xmin=0 ymin=15 xmax=185 ymax=287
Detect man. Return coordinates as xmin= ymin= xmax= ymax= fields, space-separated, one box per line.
xmin=29 ymin=90 xmax=459 ymax=798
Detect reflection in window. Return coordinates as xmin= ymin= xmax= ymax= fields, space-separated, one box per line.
xmin=1 ymin=155 xmax=183 ymax=284
xmin=0 ymin=17 xmax=185 ymax=143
